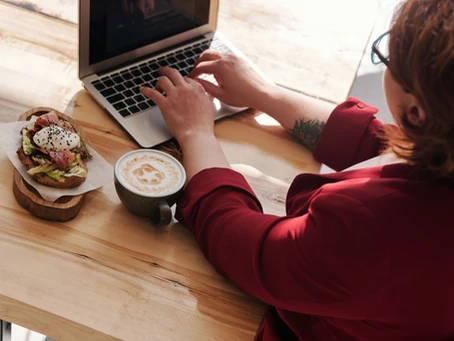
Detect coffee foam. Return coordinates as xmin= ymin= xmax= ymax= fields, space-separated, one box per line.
xmin=117 ymin=151 xmax=184 ymax=196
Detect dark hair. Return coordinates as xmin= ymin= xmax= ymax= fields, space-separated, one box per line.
xmin=383 ymin=0 xmax=454 ymax=178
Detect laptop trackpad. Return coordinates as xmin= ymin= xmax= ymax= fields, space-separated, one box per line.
xmin=124 ymin=108 xmax=172 ymax=147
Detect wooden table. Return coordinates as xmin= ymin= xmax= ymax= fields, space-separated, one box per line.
xmin=0 ymin=1 xmax=375 ymax=340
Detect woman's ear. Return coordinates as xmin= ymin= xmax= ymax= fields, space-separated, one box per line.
xmin=405 ymin=96 xmax=426 ymax=127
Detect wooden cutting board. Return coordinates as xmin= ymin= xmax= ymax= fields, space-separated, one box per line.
xmin=12 ymin=107 xmax=87 ymax=221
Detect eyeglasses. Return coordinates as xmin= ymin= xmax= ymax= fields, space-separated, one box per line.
xmin=371 ymin=32 xmax=390 ymax=67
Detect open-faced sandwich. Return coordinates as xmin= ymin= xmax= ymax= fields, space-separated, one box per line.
xmin=16 ymin=111 xmax=92 ymax=188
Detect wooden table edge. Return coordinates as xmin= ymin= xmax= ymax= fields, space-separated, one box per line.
xmin=0 ymin=293 xmax=120 ymax=341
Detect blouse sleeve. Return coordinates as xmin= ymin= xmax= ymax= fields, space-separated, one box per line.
xmin=175 ymin=168 xmax=388 ymax=318
xmin=313 ymin=97 xmax=385 ymax=171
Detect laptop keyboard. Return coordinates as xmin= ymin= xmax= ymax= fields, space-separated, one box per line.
xmin=90 ymin=37 xmax=232 ymax=118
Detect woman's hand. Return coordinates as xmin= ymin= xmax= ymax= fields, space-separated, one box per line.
xmin=140 ymin=67 xmax=216 ymax=145
xmin=189 ymin=51 xmax=274 ymax=109
xmin=141 ymin=67 xmax=230 ymax=181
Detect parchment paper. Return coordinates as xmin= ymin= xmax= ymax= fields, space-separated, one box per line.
xmin=0 ymin=121 xmax=113 ymax=202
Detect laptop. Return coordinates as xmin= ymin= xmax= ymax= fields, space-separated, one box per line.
xmin=79 ymin=0 xmax=269 ymax=148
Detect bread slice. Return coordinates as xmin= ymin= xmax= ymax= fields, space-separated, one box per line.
xmin=17 ymin=147 xmax=87 ymax=189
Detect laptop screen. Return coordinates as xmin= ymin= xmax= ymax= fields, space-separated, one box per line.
xmin=89 ymin=0 xmax=210 ymax=65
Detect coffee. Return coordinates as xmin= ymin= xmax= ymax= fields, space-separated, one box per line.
xmin=116 ymin=151 xmax=184 ymax=196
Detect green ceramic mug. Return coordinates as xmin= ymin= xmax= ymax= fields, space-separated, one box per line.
xmin=114 ymin=149 xmax=186 ymax=227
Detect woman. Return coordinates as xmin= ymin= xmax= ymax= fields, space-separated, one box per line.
xmin=141 ymin=0 xmax=454 ymax=339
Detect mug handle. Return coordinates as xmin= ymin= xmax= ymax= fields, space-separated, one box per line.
xmin=150 ymin=200 xmax=172 ymax=227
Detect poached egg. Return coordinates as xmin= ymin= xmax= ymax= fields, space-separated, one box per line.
xmin=33 ymin=125 xmax=80 ymax=151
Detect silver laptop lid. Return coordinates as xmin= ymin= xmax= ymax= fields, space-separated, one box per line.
xmin=79 ymin=0 xmax=219 ymax=79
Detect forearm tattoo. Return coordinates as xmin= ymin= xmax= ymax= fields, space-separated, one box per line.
xmin=289 ymin=118 xmax=326 ymax=151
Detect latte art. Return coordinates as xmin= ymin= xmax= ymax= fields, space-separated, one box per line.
xmin=118 ymin=153 xmax=183 ymax=196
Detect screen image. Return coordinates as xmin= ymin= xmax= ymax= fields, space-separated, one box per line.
xmin=89 ymin=0 xmax=210 ymax=65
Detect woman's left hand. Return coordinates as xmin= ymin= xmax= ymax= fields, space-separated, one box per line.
xmin=140 ymin=67 xmax=216 ymax=145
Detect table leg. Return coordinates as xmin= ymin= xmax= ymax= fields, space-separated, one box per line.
xmin=0 ymin=320 xmax=11 ymax=341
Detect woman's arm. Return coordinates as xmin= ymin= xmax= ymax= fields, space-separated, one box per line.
xmin=140 ymin=66 xmax=387 ymax=319
xmin=190 ymin=51 xmax=387 ymax=165
xmin=179 ymin=132 xmax=230 ymax=181
xmin=256 ymin=85 xmax=335 ymax=151
xmin=189 ymin=50 xmax=335 ymax=151
xmin=176 ymin=168 xmax=387 ymax=318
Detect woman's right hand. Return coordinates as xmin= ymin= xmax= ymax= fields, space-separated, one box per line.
xmin=189 ymin=50 xmax=274 ymax=109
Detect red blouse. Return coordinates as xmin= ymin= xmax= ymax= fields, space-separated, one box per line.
xmin=175 ymin=98 xmax=454 ymax=341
